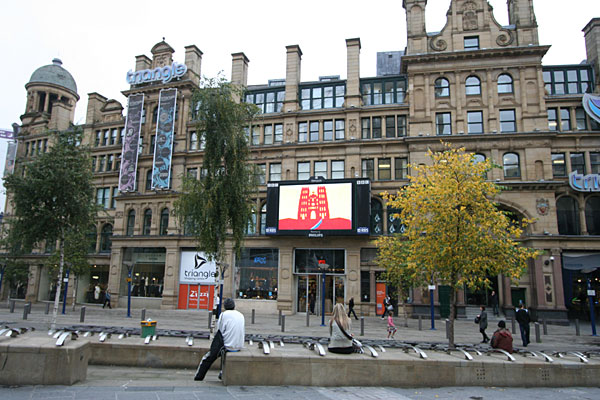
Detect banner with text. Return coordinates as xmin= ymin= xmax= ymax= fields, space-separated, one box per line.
xmin=179 ymin=250 xmax=218 ymax=285
xmin=118 ymin=93 xmax=144 ymax=192
xmin=152 ymin=88 xmax=177 ymax=190
xmin=3 ymin=142 xmax=17 ymax=176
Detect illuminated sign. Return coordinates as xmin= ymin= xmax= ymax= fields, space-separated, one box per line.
xmin=569 ymin=171 xmax=600 ymax=192
xmin=126 ymin=62 xmax=187 ymax=85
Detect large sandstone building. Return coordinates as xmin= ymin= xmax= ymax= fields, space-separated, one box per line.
xmin=3 ymin=0 xmax=600 ymax=322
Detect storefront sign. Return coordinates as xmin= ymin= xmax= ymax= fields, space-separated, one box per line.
xmin=569 ymin=171 xmax=600 ymax=192
xmin=179 ymin=251 xmax=218 ymax=284
xmin=126 ymin=62 xmax=187 ymax=85
xmin=177 ymin=284 xmax=214 ymax=310
xmin=151 ymin=88 xmax=177 ymax=190
xmin=119 ymin=93 xmax=144 ymax=192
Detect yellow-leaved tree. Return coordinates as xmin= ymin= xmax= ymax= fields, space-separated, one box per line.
xmin=376 ymin=143 xmax=540 ymax=348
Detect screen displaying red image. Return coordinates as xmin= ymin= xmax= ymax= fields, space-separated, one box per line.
xmin=278 ymin=182 xmax=352 ymax=230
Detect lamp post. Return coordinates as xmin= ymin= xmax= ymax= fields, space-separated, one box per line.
xmin=587 ymin=278 xmax=597 ymax=336
xmin=216 ymin=262 xmax=229 ymax=317
xmin=318 ymin=261 xmax=329 ymax=327
xmin=124 ymin=261 xmax=133 ymax=318
xmin=61 ymin=268 xmax=70 ymax=314
xmin=429 ymin=273 xmax=436 ymax=330
xmin=0 ymin=265 xmax=5 ymax=298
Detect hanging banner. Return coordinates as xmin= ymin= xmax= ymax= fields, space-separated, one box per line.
xmin=118 ymin=93 xmax=144 ymax=192
xmin=0 ymin=129 xmax=14 ymax=139
xmin=582 ymin=93 xmax=600 ymax=124
xmin=152 ymin=88 xmax=177 ymax=190
xmin=3 ymin=142 xmax=17 ymax=176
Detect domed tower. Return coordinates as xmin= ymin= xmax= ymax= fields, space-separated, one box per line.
xmin=22 ymin=58 xmax=79 ymax=133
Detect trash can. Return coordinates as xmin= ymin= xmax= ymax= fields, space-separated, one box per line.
xmin=140 ymin=319 xmax=157 ymax=338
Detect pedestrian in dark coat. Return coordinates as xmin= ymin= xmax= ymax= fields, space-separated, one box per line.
xmin=490 ymin=290 xmax=499 ymax=316
xmin=347 ymin=297 xmax=358 ymax=320
xmin=515 ymin=303 xmax=531 ymax=346
xmin=491 ymin=320 xmax=513 ymax=353
xmin=476 ymin=305 xmax=489 ymax=343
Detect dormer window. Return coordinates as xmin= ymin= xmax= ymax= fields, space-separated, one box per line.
xmin=464 ymin=36 xmax=479 ymax=50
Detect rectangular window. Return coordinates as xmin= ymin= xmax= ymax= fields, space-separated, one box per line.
xmin=187 ymin=168 xmax=198 ymax=179
xmin=551 ymin=153 xmax=566 ymax=177
xmin=264 ymin=125 xmax=273 ymax=145
xmin=25 ymin=142 xmax=29 ymax=156
xmin=464 ymin=36 xmax=479 ymax=50
xmin=91 ymin=157 xmax=96 ymax=171
xmin=269 ymin=163 xmax=281 ymax=181
xmin=576 ymin=107 xmax=587 ymax=130
xmin=107 ymin=154 xmax=114 ymax=171
xmin=467 ymin=111 xmax=484 ymax=134
xmin=548 ymin=108 xmax=558 ymax=131
xmin=362 ymin=159 xmax=374 ymax=180
xmin=314 ymin=161 xmax=327 ymax=179
xmin=150 ymin=135 xmax=156 ymax=154
xmin=251 ymin=126 xmax=260 ymax=146
xmin=560 ymin=108 xmax=571 ymax=131
xmin=120 ymin=128 xmax=125 ymax=144
xmin=300 ymin=84 xmax=345 ymax=110
xmin=111 ymin=187 xmax=118 ymax=209
xmin=335 ymin=119 xmax=345 ymax=140
xmin=570 ymin=152 xmax=585 ymax=175
xmin=436 ymin=112 xmax=452 ymax=135
xmin=361 ymin=79 xmax=407 ymax=105
xmin=378 ymin=158 xmax=391 ymax=180
xmin=103 ymin=130 xmax=110 ymax=146
xmin=96 ymin=187 xmax=110 ymax=209
xmin=95 ymin=131 xmax=101 ymax=147
xmin=361 ymin=118 xmax=371 ymax=139
xmin=331 ymin=160 xmax=344 ymax=179
xmin=323 ymin=120 xmax=333 ymax=141
xmin=274 ymin=124 xmax=283 ymax=143
xmin=395 ymin=157 xmax=408 ymax=180
xmin=235 ymin=248 xmax=279 ymax=300
xmin=98 ymin=155 xmax=105 ymax=172
xmin=43 ymin=139 xmax=48 ymax=152
xmin=309 ymin=121 xmax=319 ymax=142
xmin=372 ymin=117 xmax=382 ymax=138
xmin=110 ymin=128 xmax=118 ymax=145
xmin=385 ymin=116 xmax=396 ymax=138
xmin=257 ymin=164 xmax=266 ymax=185
xmin=298 ymin=122 xmax=308 ymax=143
xmin=297 ymin=161 xmax=310 ymax=180
xmin=499 ymin=109 xmax=516 ymax=133
xmin=397 ymin=115 xmax=407 ymax=136
xmin=553 ymin=70 xmax=565 ymax=95
xmin=591 ymin=152 xmax=600 ymax=174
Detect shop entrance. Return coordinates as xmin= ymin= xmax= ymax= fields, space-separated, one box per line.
xmin=296 ymin=274 xmax=345 ymax=314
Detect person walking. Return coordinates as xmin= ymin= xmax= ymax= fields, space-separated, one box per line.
xmin=195 ymin=298 xmax=245 ymax=381
xmin=490 ymin=290 xmax=499 ymax=316
xmin=328 ymin=303 xmax=354 ymax=354
xmin=347 ymin=297 xmax=358 ymax=320
xmin=491 ymin=320 xmax=513 ymax=353
xmin=381 ymin=295 xmax=392 ymax=319
xmin=515 ymin=303 xmax=531 ymax=347
xmin=387 ymin=313 xmax=397 ymax=339
xmin=102 ymin=288 xmax=112 ymax=309
xmin=476 ymin=305 xmax=490 ymax=343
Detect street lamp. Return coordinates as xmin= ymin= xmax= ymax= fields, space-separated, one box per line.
xmin=61 ymin=267 xmax=70 ymax=314
xmin=317 ymin=260 xmax=329 ymax=327
xmin=216 ymin=262 xmax=229 ymax=317
xmin=429 ymin=273 xmax=436 ymax=330
xmin=587 ymin=278 xmax=597 ymax=336
xmin=124 ymin=261 xmax=134 ymax=318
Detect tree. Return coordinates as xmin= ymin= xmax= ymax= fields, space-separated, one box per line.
xmin=376 ymin=143 xmax=540 ymax=348
xmin=174 ymin=78 xmax=259 ymax=307
xmin=3 ymin=128 xmax=97 ymax=329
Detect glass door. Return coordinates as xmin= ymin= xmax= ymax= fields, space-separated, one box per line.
xmin=297 ymin=275 xmax=319 ymax=314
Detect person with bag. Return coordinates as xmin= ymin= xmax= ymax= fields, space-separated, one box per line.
xmin=476 ymin=305 xmax=490 ymax=343
xmin=328 ymin=303 xmax=355 ymax=354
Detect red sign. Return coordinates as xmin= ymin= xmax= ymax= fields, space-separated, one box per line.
xmin=177 ymin=284 xmax=214 ymax=310
xmin=376 ymin=283 xmax=386 ymax=316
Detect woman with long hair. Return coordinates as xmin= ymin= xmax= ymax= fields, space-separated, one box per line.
xmin=328 ymin=303 xmax=353 ymax=354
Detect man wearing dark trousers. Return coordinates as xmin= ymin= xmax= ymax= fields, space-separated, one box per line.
xmin=194 ymin=298 xmax=245 ymax=381
xmin=515 ymin=303 xmax=531 ymax=347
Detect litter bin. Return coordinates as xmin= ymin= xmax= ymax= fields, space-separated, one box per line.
xmin=140 ymin=319 xmax=157 ymax=338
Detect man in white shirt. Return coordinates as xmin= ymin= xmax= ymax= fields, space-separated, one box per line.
xmin=194 ymin=298 xmax=245 ymax=381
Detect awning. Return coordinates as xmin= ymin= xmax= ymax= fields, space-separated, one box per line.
xmin=562 ymin=252 xmax=600 ymax=272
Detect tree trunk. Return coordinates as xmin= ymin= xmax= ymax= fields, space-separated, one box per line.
xmin=71 ymin=274 xmax=78 ymax=311
xmin=50 ymin=233 xmax=65 ymax=330
xmin=448 ymin=283 xmax=457 ymax=349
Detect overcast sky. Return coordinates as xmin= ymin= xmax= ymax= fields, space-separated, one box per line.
xmin=0 ymin=0 xmax=598 ymax=212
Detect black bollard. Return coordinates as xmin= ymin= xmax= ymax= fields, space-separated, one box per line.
xmin=252 ymin=309 xmax=255 ymax=324
xmin=445 ymin=319 xmax=449 ymax=339
xmin=80 ymin=306 xmax=86 ymax=323
xmin=534 ymin=322 xmax=541 ymax=343
xmin=542 ymin=319 xmax=548 ymax=335
xmin=9 ymin=299 xmax=15 ymax=313
xmin=141 ymin=308 xmax=146 ymax=321
xmin=575 ymin=319 xmax=580 ymax=336
xmin=281 ymin=314 xmax=285 ymax=332
xmin=45 ymin=302 xmax=51 ymax=315
xmin=22 ymin=303 xmax=29 ymax=320
xmin=208 ymin=311 xmax=213 ymax=329
xmin=360 ymin=316 xmax=364 ymax=336
xmin=418 ymin=315 xmax=422 ymax=331
xmin=278 ymin=309 xmax=282 ymax=326
xmin=306 ymin=310 xmax=310 ymax=327
xmin=511 ymin=317 xmax=516 ymax=334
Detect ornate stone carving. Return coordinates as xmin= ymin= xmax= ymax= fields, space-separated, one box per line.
xmin=349 ymin=119 xmax=357 ymax=133
xmin=116 ymin=211 xmax=123 ymax=218
xmin=496 ymin=29 xmax=515 ymax=46
xmin=536 ymin=198 xmax=549 ymax=216
xmin=285 ymin=123 xmax=293 ymax=137
xmin=462 ymin=1 xmax=477 ymax=11
xmin=463 ymin=11 xmax=478 ymax=31
xmin=430 ymin=37 xmax=448 ymax=52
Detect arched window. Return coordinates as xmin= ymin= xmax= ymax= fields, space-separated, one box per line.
xmin=473 ymin=153 xmax=486 ymax=164
xmin=498 ymin=74 xmax=514 ymax=94
xmin=585 ymin=196 xmax=600 ymax=235
xmin=557 ymin=196 xmax=580 ymax=235
xmin=87 ymin=225 xmax=97 ymax=253
xmin=371 ymin=199 xmax=383 ymax=235
xmin=434 ymin=78 xmax=450 ymax=97
xmin=126 ymin=210 xmax=135 ymax=236
xmin=159 ymin=208 xmax=169 ymax=236
xmin=503 ymin=153 xmax=521 ymax=178
xmin=143 ymin=209 xmax=152 ymax=235
xmin=260 ymin=203 xmax=267 ymax=235
xmin=387 ymin=206 xmax=404 ymax=234
xmin=247 ymin=210 xmax=257 ymax=235
xmin=100 ymin=224 xmax=113 ymax=253
xmin=465 ymin=76 xmax=481 ymax=95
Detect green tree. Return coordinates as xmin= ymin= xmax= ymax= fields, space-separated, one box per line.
xmin=4 ymin=128 xmax=97 ymax=329
xmin=174 ymin=78 xmax=259 ymax=300
xmin=376 ymin=143 xmax=540 ymax=347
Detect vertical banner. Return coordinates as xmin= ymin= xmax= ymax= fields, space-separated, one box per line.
xmin=376 ymin=282 xmax=386 ymax=316
xmin=4 ymin=142 xmax=17 ymax=176
xmin=118 ymin=93 xmax=144 ymax=192
xmin=152 ymin=88 xmax=177 ymax=190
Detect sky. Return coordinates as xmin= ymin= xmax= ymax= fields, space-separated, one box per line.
xmin=0 ymin=0 xmax=598 ymax=212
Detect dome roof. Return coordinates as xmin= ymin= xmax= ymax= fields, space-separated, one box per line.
xmin=28 ymin=58 xmax=77 ymax=94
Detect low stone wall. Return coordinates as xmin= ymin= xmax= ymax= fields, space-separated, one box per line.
xmin=0 ymin=336 xmax=90 ymax=385
xmin=223 ymin=345 xmax=600 ymax=387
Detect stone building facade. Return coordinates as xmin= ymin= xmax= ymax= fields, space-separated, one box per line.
xmin=3 ymin=0 xmax=600 ymax=321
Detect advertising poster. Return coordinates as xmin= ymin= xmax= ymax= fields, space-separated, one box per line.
xmin=179 ymin=250 xmax=218 ymax=285
xmin=152 ymin=88 xmax=177 ymax=189
xmin=118 ymin=93 xmax=144 ymax=192
xmin=376 ymin=282 xmax=386 ymax=316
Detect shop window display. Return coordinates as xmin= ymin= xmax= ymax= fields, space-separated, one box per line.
xmin=235 ymin=248 xmax=278 ymax=300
